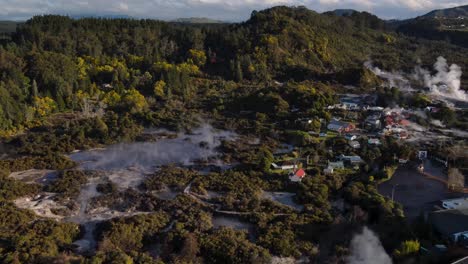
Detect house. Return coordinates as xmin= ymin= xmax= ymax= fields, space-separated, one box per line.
xmin=319 ymin=132 xmax=328 ymax=137
xmin=328 ymin=161 xmax=345 ymax=169
xmin=399 ymin=119 xmax=410 ymax=126
xmin=340 ymin=97 xmax=363 ymax=110
xmin=344 ymin=134 xmax=358 ymax=141
xmin=324 ymin=161 xmax=345 ymax=175
xmin=364 ymin=106 xmax=384 ymax=111
xmin=327 ymin=119 xmax=356 ymax=133
xmin=365 ymin=115 xmax=381 ymax=130
xmin=441 ymin=198 xmax=468 ymax=210
xmin=324 ymin=167 xmax=334 ymax=175
xmin=429 ymin=209 xmax=468 ymax=245
xmin=394 ymin=131 xmax=409 ymax=140
xmin=342 ymin=102 xmax=359 ymax=110
xmin=339 ymin=154 xmax=364 ymax=164
xmin=368 ymin=138 xmax=382 ymax=145
xmin=289 ymin=169 xmax=306 ymax=182
xmin=349 ymin=141 xmax=361 ymax=149
xmin=271 ymin=162 xmax=297 ymax=171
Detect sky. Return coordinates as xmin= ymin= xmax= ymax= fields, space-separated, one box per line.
xmin=0 ymin=0 xmax=467 ymax=21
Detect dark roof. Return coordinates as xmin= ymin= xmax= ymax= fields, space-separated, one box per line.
xmin=429 ymin=209 xmax=468 ymax=236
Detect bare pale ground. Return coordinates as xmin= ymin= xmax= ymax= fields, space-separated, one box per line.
xmin=9 ymin=169 xmax=57 ymax=184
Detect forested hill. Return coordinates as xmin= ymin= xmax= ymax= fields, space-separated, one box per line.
xmin=0 ymin=6 xmax=467 ymax=134
xmin=421 ymin=5 xmax=468 ymax=18
xmin=395 ymin=5 xmax=468 ymax=47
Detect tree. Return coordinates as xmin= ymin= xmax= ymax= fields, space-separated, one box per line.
xmin=394 ymin=240 xmax=420 ymax=257
xmin=122 ymin=89 xmax=148 ymax=113
xmin=103 ymin=91 xmax=122 ymax=107
xmin=153 ymin=80 xmax=166 ymax=99
xmin=257 ymin=147 xmax=274 ymax=172
xmin=188 ymin=49 xmax=207 ymax=67
xmin=448 ymin=168 xmax=465 ymax=191
xmin=32 ymin=96 xmax=57 ymax=117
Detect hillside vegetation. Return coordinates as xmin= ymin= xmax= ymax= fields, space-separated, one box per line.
xmin=0 ymin=6 xmax=466 ymax=134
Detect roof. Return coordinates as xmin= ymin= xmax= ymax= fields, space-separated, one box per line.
xmin=429 ymin=209 xmax=468 ymax=236
xmin=294 ymin=169 xmax=306 ymax=178
xmin=399 ymin=119 xmax=411 ymax=126
xmin=442 ymin=198 xmax=468 ymax=210
xmin=328 ymin=161 xmax=344 ymax=168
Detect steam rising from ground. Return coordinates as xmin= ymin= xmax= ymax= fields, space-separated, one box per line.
xmin=347 ymin=227 xmax=392 ymax=264
xmin=70 ymin=123 xmax=236 ymax=171
xmin=413 ymin=57 xmax=466 ymax=101
xmin=364 ymin=61 xmax=412 ymax=91
xmin=63 ymin=123 xmax=237 ymax=252
xmin=365 ymin=57 xmax=466 ymax=102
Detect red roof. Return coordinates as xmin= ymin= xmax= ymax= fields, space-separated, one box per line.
xmin=399 ymin=119 xmax=410 ymax=126
xmin=294 ymin=169 xmax=306 ymax=178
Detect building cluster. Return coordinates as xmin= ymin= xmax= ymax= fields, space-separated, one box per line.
xmin=430 ymin=197 xmax=468 ymax=248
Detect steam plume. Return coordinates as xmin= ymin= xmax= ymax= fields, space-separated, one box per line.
xmin=365 ymin=57 xmax=466 ymax=102
xmin=347 ymin=227 xmax=392 ymax=264
xmin=413 ymin=56 xmax=466 ymax=101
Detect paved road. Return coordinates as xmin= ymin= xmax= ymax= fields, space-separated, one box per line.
xmin=378 ymin=163 xmax=457 ymax=219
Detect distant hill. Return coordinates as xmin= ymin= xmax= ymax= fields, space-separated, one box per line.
xmin=326 ymin=9 xmax=358 ymax=17
xmin=0 ymin=21 xmax=20 ymax=34
xmin=71 ymin=14 xmax=134 ymax=20
xmin=172 ymin=17 xmax=225 ymax=24
xmin=421 ymin=5 xmax=468 ymax=19
xmin=396 ymin=5 xmax=468 ymax=47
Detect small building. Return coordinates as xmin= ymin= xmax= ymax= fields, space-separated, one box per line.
xmin=441 ymin=198 xmax=468 ymax=210
xmin=399 ymin=119 xmax=410 ymax=126
xmin=365 ymin=114 xmax=382 ymax=130
xmin=344 ymin=134 xmax=358 ymax=141
xmin=271 ymin=162 xmax=297 ymax=171
xmin=349 ymin=141 xmax=361 ymax=149
xmin=324 ymin=167 xmax=334 ymax=175
xmin=328 ymin=161 xmax=345 ymax=170
xmin=429 ymin=209 xmax=468 ymax=245
xmin=327 ymin=119 xmax=356 ymax=133
xmin=339 ymin=154 xmax=364 ymax=164
xmin=289 ymin=169 xmax=306 ymax=182
xmin=368 ymin=138 xmax=382 ymax=145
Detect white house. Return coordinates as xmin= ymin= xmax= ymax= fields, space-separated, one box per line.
xmin=442 ymin=198 xmax=468 ymax=210
xmin=349 ymin=141 xmax=361 ymax=149
xmin=328 ymin=161 xmax=345 ymax=169
xmin=368 ymin=138 xmax=382 ymax=145
xmin=271 ymin=162 xmax=297 ymax=171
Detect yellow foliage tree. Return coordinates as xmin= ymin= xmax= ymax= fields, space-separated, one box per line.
xmin=188 ymin=49 xmax=207 ymax=67
xmin=77 ymin=57 xmax=88 ymax=80
xmin=154 ymin=80 xmax=166 ymax=98
xmin=33 ymin=96 xmax=57 ymax=117
xmin=123 ymin=89 xmax=148 ymax=113
xmin=103 ymin=91 xmax=122 ymax=107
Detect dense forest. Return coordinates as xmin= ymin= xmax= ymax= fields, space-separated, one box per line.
xmin=0 ymin=6 xmax=467 ymax=134
xmin=0 ymin=5 xmax=467 ymax=264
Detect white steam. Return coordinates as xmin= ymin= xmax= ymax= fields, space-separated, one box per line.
xmin=364 ymin=61 xmax=413 ymax=91
xmin=347 ymin=227 xmax=392 ymax=264
xmin=413 ymin=56 xmax=466 ymax=101
xmin=365 ymin=57 xmax=466 ymax=102
xmin=70 ymin=123 xmax=236 ymax=170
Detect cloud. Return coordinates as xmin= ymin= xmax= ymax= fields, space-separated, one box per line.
xmin=0 ymin=0 xmax=466 ymax=21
